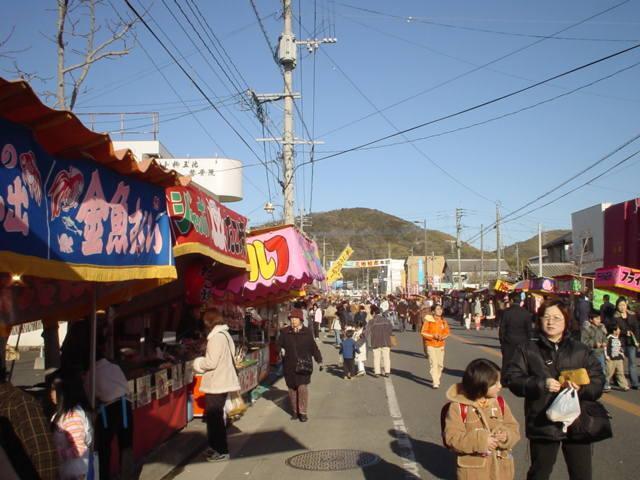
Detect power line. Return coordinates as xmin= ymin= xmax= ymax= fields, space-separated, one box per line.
xmin=319 ymin=0 xmax=632 ymax=139
xmin=293 ymin=12 xmax=494 ymax=203
xmin=297 ymin=39 xmax=640 ymax=168
xmin=464 ymin=131 xmax=640 ymax=244
xmin=345 ymin=15 xmax=640 ymax=106
xmin=504 ymin=146 xmax=640 ymax=225
xmin=77 ymin=10 xmax=279 ymax=106
xmin=123 ymin=0 xmax=281 ymax=183
xmin=166 ymin=0 xmax=285 ymax=178
xmin=329 ymin=58 xmax=640 ymax=153
xmin=339 ymin=2 xmax=637 ymax=43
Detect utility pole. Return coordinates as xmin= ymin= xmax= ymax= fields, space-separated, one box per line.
xmin=496 ymin=203 xmax=501 ymax=280
xmin=538 ymin=224 xmax=543 ymax=278
xmin=322 ymin=236 xmax=326 ymax=270
xmin=281 ymin=0 xmax=295 ymax=224
xmin=480 ymin=224 xmax=484 ymax=287
xmin=456 ymin=208 xmax=463 ymax=290
xmin=515 ymin=243 xmax=520 ymax=277
xmin=253 ymin=0 xmax=335 ymax=226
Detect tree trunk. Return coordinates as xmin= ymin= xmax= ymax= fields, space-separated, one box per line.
xmin=56 ymin=0 xmax=68 ymax=109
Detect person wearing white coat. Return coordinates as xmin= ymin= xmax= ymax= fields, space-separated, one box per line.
xmin=194 ymin=308 xmax=240 ymax=462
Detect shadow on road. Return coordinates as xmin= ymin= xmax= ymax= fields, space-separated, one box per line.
xmin=388 ymin=428 xmax=456 ymax=479
xmin=261 ymin=387 xmax=291 ymax=415
xmin=391 ymin=348 xmax=425 ymax=359
xmin=443 ymin=367 xmax=465 ymax=378
xmin=390 ymin=367 xmax=431 ymax=387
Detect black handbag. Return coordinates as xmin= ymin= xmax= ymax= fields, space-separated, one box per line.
xmin=567 ymin=400 xmax=613 ymax=443
xmin=291 ymin=330 xmax=313 ymax=375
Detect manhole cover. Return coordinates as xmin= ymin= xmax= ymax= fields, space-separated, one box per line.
xmin=286 ymin=449 xmax=380 ymax=471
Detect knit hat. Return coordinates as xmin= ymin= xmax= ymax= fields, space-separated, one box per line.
xmin=289 ymin=308 xmax=304 ymax=320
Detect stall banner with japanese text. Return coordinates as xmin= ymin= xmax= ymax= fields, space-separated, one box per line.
xmin=595 ymin=266 xmax=640 ymax=293
xmin=0 ymin=118 xmax=174 ymax=281
xmin=166 ymin=185 xmax=248 ymax=269
xmin=190 ymin=226 xmax=325 ymax=304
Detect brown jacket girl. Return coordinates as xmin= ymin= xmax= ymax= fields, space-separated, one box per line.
xmin=444 ymin=359 xmax=520 ymax=480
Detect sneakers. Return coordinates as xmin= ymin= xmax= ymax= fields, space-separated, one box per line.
xmin=433 ymin=384 xmax=440 ymax=389
xmin=383 ymin=373 xmax=390 ymax=378
xmin=603 ymin=386 xmax=611 ymax=392
xmin=206 ymin=450 xmax=230 ymax=462
xmin=299 ymin=414 xmax=308 ymax=422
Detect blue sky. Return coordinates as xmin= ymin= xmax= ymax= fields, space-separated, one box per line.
xmin=3 ymin=0 xmax=640 ymax=250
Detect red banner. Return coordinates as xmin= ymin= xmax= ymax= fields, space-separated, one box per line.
xmin=166 ymin=186 xmax=248 ymax=269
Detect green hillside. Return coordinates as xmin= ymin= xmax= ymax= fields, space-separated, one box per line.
xmin=304 ymin=207 xmax=481 ymax=263
xmin=502 ymin=229 xmax=571 ymax=272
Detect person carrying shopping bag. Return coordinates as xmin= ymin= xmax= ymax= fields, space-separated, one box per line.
xmin=193 ymin=307 xmax=241 ymax=462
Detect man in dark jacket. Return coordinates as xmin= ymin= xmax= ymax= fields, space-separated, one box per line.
xmin=575 ymin=295 xmax=591 ymax=328
xmin=499 ymin=292 xmax=533 ymax=374
xmin=599 ymin=294 xmax=616 ymax=327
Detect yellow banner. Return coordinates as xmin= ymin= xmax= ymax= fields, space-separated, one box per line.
xmin=326 ymin=245 xmax=353 ymax=284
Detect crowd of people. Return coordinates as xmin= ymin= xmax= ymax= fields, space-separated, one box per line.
xmin=281 ymin=290 xmax=637 ymax=480
xmin=1 ymin=289 xmax=637 ymax=480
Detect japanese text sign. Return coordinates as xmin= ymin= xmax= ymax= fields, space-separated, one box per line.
xmin=595 ymin=266 xmax=640 ymax=293
xmin=166 ymin=186 xmax=247 ymax=269
xmin=0 ymin=118 xmax=175 ymax=281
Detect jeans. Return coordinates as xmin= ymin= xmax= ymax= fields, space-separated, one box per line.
xmin=625 ymin=345 xmax=638 ymax=387
xmin=334 ymin=329 xmax=342 ymax=346
xmin=595 ymin=351 xmax=609 ymax=388
xmin=343 ymin=358 xmax=356 ymax=377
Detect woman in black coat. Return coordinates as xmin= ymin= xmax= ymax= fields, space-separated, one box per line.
xmin=504 ymin=299 xmax=604 ymax=480
xmin=277 ymin=309 xmax=323 ymax=422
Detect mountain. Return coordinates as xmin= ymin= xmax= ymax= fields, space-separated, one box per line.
xmin=502 ymin=229 xmax=571 ymax=272
xmin=304 ymin=208 xmax=481 ymax=262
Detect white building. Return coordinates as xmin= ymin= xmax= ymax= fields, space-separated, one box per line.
xmin=112 ymin=140 xmax=244 ymax=202
xmin=571 ymin=203 xmax=611 ymax=275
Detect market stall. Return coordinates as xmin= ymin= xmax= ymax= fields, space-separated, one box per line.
xmin=184 ymin=225 xmax=325 ymax=414
xmin=0 ymin=77 xmax=185 ymax=473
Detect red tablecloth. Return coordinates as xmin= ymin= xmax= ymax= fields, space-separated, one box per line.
xmin=110 ymin=387 xmax=187 ymax=473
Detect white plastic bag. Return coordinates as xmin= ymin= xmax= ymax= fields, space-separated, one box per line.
xmin=546 ymin=387 xmax=581 ymax=432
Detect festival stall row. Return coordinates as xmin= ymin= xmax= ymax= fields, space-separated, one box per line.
xmin=184 ymin=224 xmax=325 ymax=415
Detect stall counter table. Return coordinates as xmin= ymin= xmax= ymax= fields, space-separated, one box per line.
xmin=110 ymin=386 xmax=187 ymax=473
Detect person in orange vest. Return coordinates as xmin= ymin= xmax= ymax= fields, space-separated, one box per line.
xmin=421 ymin=304 xmax=451 ymax=389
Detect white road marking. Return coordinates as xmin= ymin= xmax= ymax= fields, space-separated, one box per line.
xmin=384 ymin=377 xmax=422 ymax=479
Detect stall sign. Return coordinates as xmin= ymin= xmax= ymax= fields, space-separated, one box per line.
xmin=0 ymin=119 xmax=175 ymax=281
xmin=155 ymin=369 xmax=170 ymax=399
xmin=136 ymin=375 xmax=152 ymax=407
xmin=529 ymin=277 xmax=555 ymax=293
xmin=166 ymin=186 xmax=247 ymax=269
xmin=171 ymin=363 xmax=183 ymax=391
xmin=185 ymin=360 xmax=194 ymax=384
xmin=325 ymin=245 xmax=353 ymax=284
xmin=595 ymin=266 xmax=640 ymax=293
xmin=555 ymin=278 xmax=583 ymax=295
xmin=127 ymin=379 xmax=136 ymax=405
xmin=238 ymin=364 xmax=259 ymax=394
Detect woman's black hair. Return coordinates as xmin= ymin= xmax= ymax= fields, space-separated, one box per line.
xmin=616 ymin=296 xmax=628 ymax=309
xmin=49 ymin=373 xmax=91 ymax=423
xmin=462 ymin=359 xmax=501 ymax=401
xmin=370 ymin=304 xmax=380 ymax=315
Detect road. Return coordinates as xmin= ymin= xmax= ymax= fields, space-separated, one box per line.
xmin=168 ymin=319 xmax=640 ymax=479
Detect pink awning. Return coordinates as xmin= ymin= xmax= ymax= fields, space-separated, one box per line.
xmin=185 ymin=225 xmax=325 ymax=305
